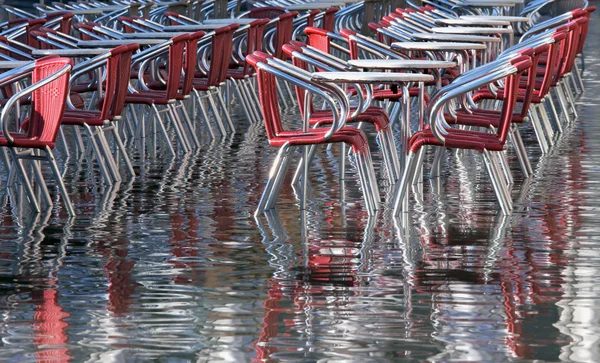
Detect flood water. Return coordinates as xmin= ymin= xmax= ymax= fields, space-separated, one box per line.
xmin=1 ymin=15 xmax=600 ymax=363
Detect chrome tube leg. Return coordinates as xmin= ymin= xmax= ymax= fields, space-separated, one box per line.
xmin=164 ymin=105 xmax=190 ymax=152
xmin=151 ymin=105 xmax=176 ymax=157
xmin=481 ymin=150 xmax=511 ymax=215
xmin=265 ymin=150 xmax=293 ymax=210
xmin=536 ymin=103 xmax=555 ymax=144
xmin=242 ymin=78 xmax=262 ymax=122
xmin=206 ymin=91 xmax=227 ymax=135
xmin=497 ymin=150 xmax=514 ymax=187
xmin=554 ymin=84 xmax=571 ymax=124
xmin=411 ymin=146 xmax=426 ymax=186
xmin=45 ymin=146 xmax=75 ymax=217
xmin=573 ymin=62 xmax=585 ymax=93
xmin=339 ymin=143 xmax=346 ymax=181
xmin=300 ymin=145 xmax=310 ymax=211
xmin=355 ymin=151 xmax=376 ymax=215
xmin=10 ymin=150 xmax=41 ymax=213
xmin=215 ymin=88 xmax=235 ymax=132
xmin=363 ymin=148 xmax=381 ymax=206
xmin=109 ymin=125 xmax=135 ymax=177
xmin=292 ymin=144 xmax=317 ymax=185
xmin=255 ymin=144 xmax=289 ymax=216
xmin=84 ymin=124 xmax=113 ymax=185
xmin=231 ymin=79 xmax=253 ymax=123
xmin=193 ymin=90 xmax=217 ymax=138
xmin=430 ymin=146 xmax=445 ymax=179
xmin=508 ymin=125 xmax=531 ymax=178
xmin=563 ymin=78 xmax=578 ymax=118
xmin=489 ymin=150 xmax=513 ymax=212
xmin=546 ymin=95 xmax=563 ymax=132
xmin=30 ymin=150 xmax=53 ymax=210
xmin=528 ymin=107 xmax=549 ymax=153
xmin=175 ymin=102 xmax=200 ymax=148
xmin=58 ymin=127 xmax=70 ymax=158
xmin=392 ymin=150 xmax=418 ymax=216
xmin=96 ymin=126 xmax=122 ymax=183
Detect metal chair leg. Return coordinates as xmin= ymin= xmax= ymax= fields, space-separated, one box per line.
xmin=45 ymin=146 xmax=75 ymax=217
xmin=481 ymin=149 xmax=511 ymax=215
xmin=215 ymin=87 xmax=235 ymax=132
xmin=9 ymin=149 xmax=41 ymax=213
xmin=392 ymin=150 xmax=418 ymax=216
xmin=255 ymin=144 xmax=290 ymax=216
xmin=150 ymin=105 xmax=176 ymax=157
xmin=83 ymin=124 xmax=113 ymax=185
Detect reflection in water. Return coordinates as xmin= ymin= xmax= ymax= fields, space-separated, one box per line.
xmin=1 ymin=14 xmax=600 ymax=362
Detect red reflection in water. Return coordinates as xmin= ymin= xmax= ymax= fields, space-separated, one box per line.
xmin=33 ymin=287 xmax=71 ymax=362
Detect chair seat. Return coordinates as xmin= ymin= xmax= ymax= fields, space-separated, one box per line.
xmin=311 ymin=106 xmax=390 ymax=132
xmin=409 ymin=128 xmax=505 ymax=153
xmin=61 ymin=109 xmax=106 ymax=126
xmin=0 ymin=131 xmax=54 ymax=149
xmin=269 ymin=127 xmax=369 ymax=153
xmin=125 ymin=90 xmax=172 ymax=105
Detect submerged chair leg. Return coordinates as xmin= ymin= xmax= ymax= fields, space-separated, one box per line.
xmin=45 ymin=146 xmax=75 ymax=217
xmin=9 ymin=149 xmax=41 ymax=213
xmin=255 ymin=143 xmax=291 ymax=216
xmin=482 ymin=149 xmax=512 ymax=215
xmin=393 ymin=150 xmax=418 ymax=216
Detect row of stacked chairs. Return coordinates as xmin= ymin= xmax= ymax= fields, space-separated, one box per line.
xmin=0 ymin=0 xmax=594 ymax=219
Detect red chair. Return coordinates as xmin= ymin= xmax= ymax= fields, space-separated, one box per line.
xmin=227 ymin=18 xmax=270 ymax=124
xmin=393 ymin=55 xmax=533 ymax=216
xmin=283 ymin=41 xmax=401 ymax=183
xmin=191 ymin=25 xmax=238 ymax=134
xmin=125 ymin=34 xmax=192 ymax=156
xmin=246 ymin=51 xmax=380 ymax=216
xmin=61 ymin=44 xmax=140 ymax=184
xmin=0 ymin=57 xmax=75 ymax=215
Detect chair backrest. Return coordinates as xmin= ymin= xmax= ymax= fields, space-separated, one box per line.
xmin=218 ymin=24 xmax=239 ymax=84
xmin=245 ymin=51 xmax=282 ymax=140
xmin=240 ymin=19 xmax=270 ymax=76
xmin=181 ymin=30 xmax=205 ymax=96
xmin=27 ymin=57 xmax=73 ymax=146
xmin=44 ymin=11 xmax=74 ymax=35
xmin=305 ymin=26 xmax=331 ymax=54
xmin=273 ymin=12 xmax=298 ymax=59
xmin=102 ymin=44 xmax=140 ymax=119
xmin=248 ymin=6 xmax=287 ymax=19
xmin=165 ymin=34 xmax=189 ymax=99
xmin=497 ymin=56 xmax=533 ymax=143
xmin=321 ymin=7 xmax=339 ymax=32
xmin=203 ymin=25 xmax=231 ymax=87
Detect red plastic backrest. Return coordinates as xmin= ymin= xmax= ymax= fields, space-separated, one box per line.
xmin=246 ymin=51 xmax=282 ymax=139
xmin=219 ymin=24 xmax=239 ymax=84
xmin=322 ymin=7 xmax=338 ymax=32
xmin=282 ymin=42 xmax=313 ymax=117
xmin=102 ymin=44 xmax=139 ymax=119
xmin=45 ymin=11 xmax=74 ymax=34
xmin=497 ymin=55 xmax=532 ymax=143
xmin=204 ymin=26 xmax=230 ymax=87
xmin=181 ymin=31 xmax=204 ymax=96
xmin=518 ymin=45 xmax=548 ymax=117
xmin=305 ymin=26 xmax=330 ymax=54
xmin=274 ymin=12 xmax=298 ymax=59
xmin=248 ymin=6 xmax=286 ymax=19
xmin=306 ymin=10 xmax=321 ymax=28
xmin=165 ymin=34 xmax=189 ymax=99
xmin=339 ymin=28 xmax=358 ymax=59
xmin=27 ymin=57 xmax=72 ymax=146
xmin=25 ymin=18 xmax=47 ymax=47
